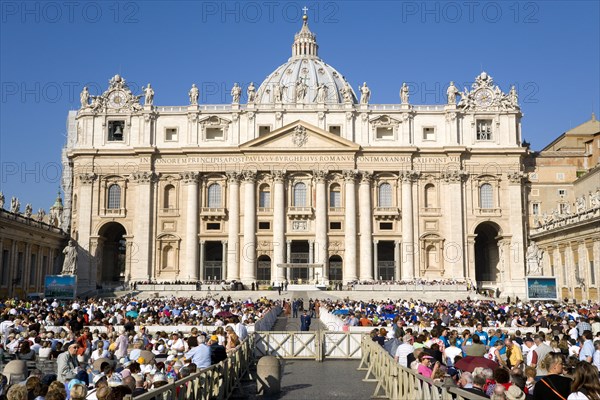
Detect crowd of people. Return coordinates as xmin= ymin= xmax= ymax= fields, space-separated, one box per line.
xmin=0 ymin=295 xmax=279 ymax=400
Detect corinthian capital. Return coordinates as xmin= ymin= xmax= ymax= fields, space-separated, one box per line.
xmin=182 ymin=172 xmax=200 ymax=184
xmin=360 ymin=171 xmax=373 ymax=184
xmin=441 ymin=169 xmax=468 ymax=183
xmin=242 ymin=170 xmax=257 ymax=182
xmin=78 ymin=173 xmax=97 ymax=185
xmin=342 ymin=170 xmax=358 ymax=182
xmin=272 ymin=170 xmax=286 ymax=183
xmin=400 ymin=170 xmax=420 ymax=183
xmin=226 ymin=171 xmax=240 ymax=183
xmin=507 ymin=171 xmax=525 ymax=184
xmin=130 ymin=171 xmax=156 ymax=184
xmin=313 ymin=170 xmax=328 ymax=183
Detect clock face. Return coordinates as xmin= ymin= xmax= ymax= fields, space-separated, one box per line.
xmin=475 ymin=89 xmax=493 ymax=107
xmin=108 ymin=90 xmax=127 ymax=108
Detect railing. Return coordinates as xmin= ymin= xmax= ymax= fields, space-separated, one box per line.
xmin=531 ymin=205 xmax=600 ymax=235
xmin=475 ymin=207 xmax=501 ymax=216
xmin=358 ymin=337 xmax=487 ymax=400
xmin=254 ymin=331 xmax=320 ymax=359
xmin=0 ymin=209 xmax=65 ymax=234
xmin=126 ymin=337 xmax=253 ymax=400
xmin=287 ymin=206 xmax=312 ymax=214
xmin=374 ymin=207 xmax=400 ymax=219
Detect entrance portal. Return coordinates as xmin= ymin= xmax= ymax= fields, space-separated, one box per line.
xmin=377 ymin=241 xmax=395 ymax=281
xmin=290 ymin=241 xmax=309 ymax=282
xmin=204 ymin=241 xmax=223 ymax=281
xmin=98 ymin=222 xmax=127 ymax=283
xmin=474 ymin=222 xmax=500 ymax=283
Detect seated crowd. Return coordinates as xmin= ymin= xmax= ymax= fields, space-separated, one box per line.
xmin=0 ymin=296 xmax=279 ymax=400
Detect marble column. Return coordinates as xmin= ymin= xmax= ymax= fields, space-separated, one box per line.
xmin=272 ymin=171 xmax=286 ymax=282
xmin=401 ymin=171 xmax=418 ymax=279
xmin=286 ymin=240 xmax=292 ymax=280
xmin=222 ymin=240 xmax=228 ymax=281
xmin=506 ymin=172 xmax=526 ymax=295
xmin=131 ymin=171 xmax=155 ymax=281
xmin=314 ymin=170 xmax=328 ymax=279
xmin=343 ymin=171 xmax=358 ymax=282
xmin=183 ymin=172 xmax=200 ymax=281
xmin=76 ymin=173 xmax=96 ymax=290
xmin=226 ymin=172 xmax=240 ymax=281
xmin=359 ymin=172 xmax=373 ymax=281
xmin=443 ymin=170 xmax=466 ymax=278
xmin=199 ymin=241 xmax=205 ymax=280
xmin=241 ymin=171 xmax=257 ymax=283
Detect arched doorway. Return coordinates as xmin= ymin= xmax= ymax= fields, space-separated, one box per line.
xmin=474 ymin=222 xmax=500 ymax=283
xmin=257 ymin=255 xmax=271 ymax=282
xmin=98 ymin=222 xmax=127 ymax=283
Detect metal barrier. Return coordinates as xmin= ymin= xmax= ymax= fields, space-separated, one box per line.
xmin=358 ymin=337 xmax=487 ymax=400
xmin=126 ymin=336 xmax=253 ymax=400
xmin=253 ymin=331 xmax=364 ymax=360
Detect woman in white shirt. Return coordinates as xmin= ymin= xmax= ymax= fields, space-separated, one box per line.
xmin=568 ymin=361 xmax=600 ymax=400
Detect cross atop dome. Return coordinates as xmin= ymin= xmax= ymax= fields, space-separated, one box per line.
xmin=292 ymin=8 xmax=318 ymax=59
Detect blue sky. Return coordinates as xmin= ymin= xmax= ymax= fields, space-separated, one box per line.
xmin=1 ymin=0 xmax=599 ymax=211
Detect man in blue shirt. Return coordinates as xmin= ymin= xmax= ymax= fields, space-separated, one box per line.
xmin=579 ymin=331 xmax=595 ymax=362
xmin=474 ymin=323 xmax=488 ymax=346
xmin=185 ymin=335 xmax=211 ymax=369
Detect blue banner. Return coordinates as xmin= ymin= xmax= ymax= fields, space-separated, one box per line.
xmin=44 ymin=275 xmax=77 ymax=299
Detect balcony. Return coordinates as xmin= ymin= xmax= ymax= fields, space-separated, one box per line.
xmin=421 ymin=207 xmax=441 ymax=215
xmin=329 ymin=206 xmax=343 ymax=214
xmin=374 ymin=207 xmax=400 ymax=220
xmin=287 ymin=206 xmax=313 ymax=219
xmin=258 ymin=207 xmax=272 ymax=214
xmin=475 ymin=208 xmax=502 ymax=217
xmin=159 ymin=207 xmax=179 ymax=217
xmin=201 ymin=207 xmax=227 ymax=220
xmin=101 ymin=208 xmax=126 ymax=218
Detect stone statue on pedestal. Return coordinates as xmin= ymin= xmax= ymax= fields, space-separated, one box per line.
xmin=295 ymin=80 xmax=307 ymax=102
xmin=447 ymin=81 xmax=459 ymax=105
xmin=231 ymin=83 xmax=241 ymax=104
xmin=61 ymin=240 xmax=77 ymax=275
xmin=400 ymin=82 xmax=410 ymax=104
xmin=0 ymin=192 xmax=4 ymax=209
xmin=576 ymin=196 xmax=586 ymax=213
xmin=143 ymin=84 xmax=154 ymax=105
xmin=24 ymin=204 xmax=32 ymax=218
xmin=189 ymin=84 xmax=199 ymax=105
xmin=37 ymin=209 xmax=45 ymax=222
xmin=360 ymin=82 xmax=370 ymax=104
xmin=316 ymin=84 xmax=328 ymax=103
xmin=273 ymin=83 xmax=282 ymax=103
xmin=591 ymin=189 xmax=600 ymax=208
xmin=10 ymin=197 xmax=20 ymax=213
xmin=80 ymin=87 xmax=90 ymax=108
xmin=247 ymin=82 xmax=256 ymax=103
xmin=526 ymin=241 xmax=544 ymax=276
xmin=340 ymin=82 xmax=353 ymax=104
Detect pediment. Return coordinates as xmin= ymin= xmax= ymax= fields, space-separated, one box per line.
xmin=241 ymin=120 xmax=360 ymax=151
xmin=198 ymin=115 xmax=231 ymax=126
xmin=369 ymin=115 xmax=401 ymax=126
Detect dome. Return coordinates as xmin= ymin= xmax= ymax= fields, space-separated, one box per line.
xmin=256 ymin=16 xmax=357 ymax=105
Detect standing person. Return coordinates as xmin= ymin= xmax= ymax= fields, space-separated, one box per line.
xmin=292 ymin=299 xmax=299 ymax=318
xmin=505 ymin=338 xmax=524 ymax=369
xmin=568 ymin=361 xmax=600 ymax=400
xmin=532 ymin=334 xmax=554 ymax=378
xmin=300 ymin=311 xmax=311 ymax=331
xmin=533 ymin=353 xmax=572 ymax=400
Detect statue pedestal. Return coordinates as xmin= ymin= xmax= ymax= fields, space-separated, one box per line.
xmin=187 ymin=105 xmax=199 ymax=112
xmin=400 ymin=103 xmax=411 ymax=110
xmin=231 ymin=104 xmax=240 ymax=111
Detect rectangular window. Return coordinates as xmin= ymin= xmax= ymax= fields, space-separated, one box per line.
xmin=206 ymin=223 xmax=221 ymax=230
xmin=376 ymin=127 xmax=394 ymax=140
xmin=532 ymin=203 xmax=540 ymax=215
xmin=165 ymin=128 xmax=178 ymax=141
xmin=476 ymin=120 xmax=493 ymax=141
xmin=556 ymin=172 xmax=565 ymax=181
xmin=1 ymin=250 xmax=9 ymax=285
xmin=422 ymin=127 xmax=435 ymax=141
xmin=558 ymin=189 xmax=566 ymax=197
xmin=108 ymin=120 xmax=125 ymax=141
xmin=259 ymin=191 xmax=271 ymax=208
xmin=329 ymin=191 xmax=341 ymax=208
xmin=328 ymin=126 xmax=341 ymax=136
xmin=259 ymin=126 xmax=271 ymax=136
xmin=258 ymin=222 xmax=271 ymax=230
xmin=379 ymin=222 xmax=393 ymax=230
xmin=205 ymin=127 xmax=223 ymax=140
xmin=29 ymin=254 xmax=36 ymax=287
xmin=329 ymin=222 xmax=342 ymax=230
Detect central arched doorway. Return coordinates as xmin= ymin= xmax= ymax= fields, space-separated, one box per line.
xmin=474 ymin=222 xmax=500 ymax=283
xmin=98 ymin=222 xmax=127 ymax=283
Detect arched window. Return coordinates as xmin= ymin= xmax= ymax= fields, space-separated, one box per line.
xmin=293 ymin=182 xmax=307 ymax=207
xmin=329 ymin=183 xmax=341 ymax=208
xmin=162 ymin=246 xmax=173 ymax=269
xmin=164 ymin=185 xmax=176 ymax=209
xmin=259 ymin=184 xmax=271 ymax=208
xmin=378 ymin=183 xmax=392 ymax=207
xmin=479 ymin=183 xmax=493 ymax=209
xmin=207 ymin=183 xmax=222 ymax=208
xmin=424 ymin=184 xmax=435 ymax=208
xmin=107 ymin=184 xmax=121 ymax=209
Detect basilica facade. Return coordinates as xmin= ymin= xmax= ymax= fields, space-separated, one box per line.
xmin=64 ymin=16 xmax=528 ymax=296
